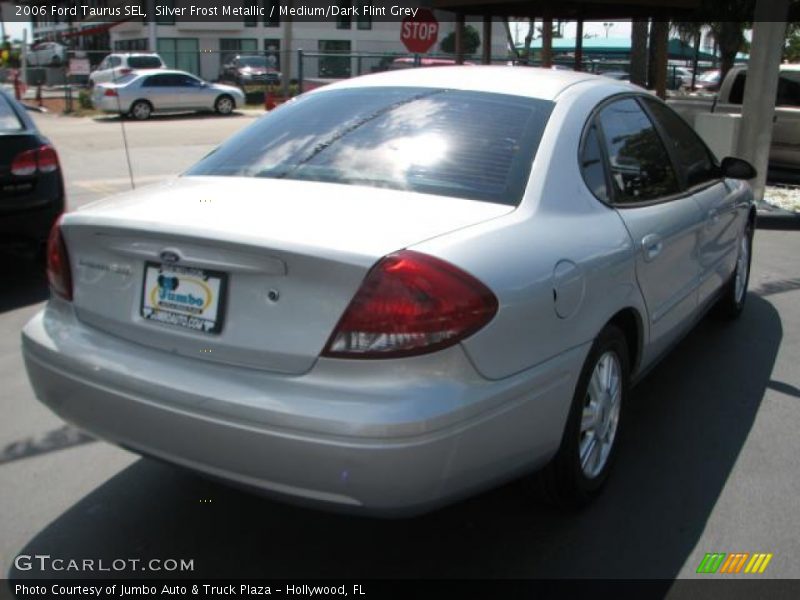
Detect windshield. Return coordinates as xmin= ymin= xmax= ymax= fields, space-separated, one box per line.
xmin=187 ymin=87 xmax=553 ymax=206
xmin=238 ymin=56 xmax=267 ymax=68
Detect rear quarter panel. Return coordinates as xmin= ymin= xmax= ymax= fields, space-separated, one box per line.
xmin=412 ymin=82 xmax=647 ymax=381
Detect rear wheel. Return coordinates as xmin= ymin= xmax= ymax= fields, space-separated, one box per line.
xmin=215 ymin=95 xmax=235 ymax=115
xmin=714 ymin=220 xmax=753 ymax=319
xmin=538 ymin=325 xmax=629 ymax=507
xmin=129 ymin=100 xmax=152 ymax=121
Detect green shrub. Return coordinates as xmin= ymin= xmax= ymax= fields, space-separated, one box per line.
xmin=78 ymin=89 xmax=93 ymax=110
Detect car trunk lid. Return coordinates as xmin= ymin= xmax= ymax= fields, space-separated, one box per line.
xmin=61 ymin=176 xmax=512 ymax=374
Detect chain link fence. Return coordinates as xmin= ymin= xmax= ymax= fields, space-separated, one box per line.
xmin=2 ymin=46 xmax=708 ymax=115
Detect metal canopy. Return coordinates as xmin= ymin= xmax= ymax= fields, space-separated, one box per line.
xmin=432 ymin=0 xmax=703 ymax=18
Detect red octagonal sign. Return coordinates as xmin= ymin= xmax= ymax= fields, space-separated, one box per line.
xmin=400 ymin=9 xmax=439 ymax=54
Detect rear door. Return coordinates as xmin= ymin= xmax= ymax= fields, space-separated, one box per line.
xmin=140 ymin=73 xmax=180 ymax=110
xmin=171 ymin=73 xmax=209 ymax=109
xmin=593 ymin=96 xmax=704 ymax=355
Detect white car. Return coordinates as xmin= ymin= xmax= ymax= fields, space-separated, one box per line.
xmin=27 ymin=42 xmax=66 ymax=67
xmin=89 ymin=53 xmax=165 ymax=86
xmin=92 ymin=69 xmax=245 ymax=119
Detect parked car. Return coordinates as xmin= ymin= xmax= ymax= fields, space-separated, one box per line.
xmin=669 ymin=66 xmax=694 ymax=90
xmin=89 ymin=53 xmax=166 ymax=87
xmin=219 ymin=55 xmax=280 ymax=93
xmin=669 ymin=64 xmax=800 ymax=169
xmin=0 ymin=88 xmax=65 ymax=254
xmin=27 ymin=42 xmax=66 ymax=67
xmin=692 ymin=69 xmax=721 ymax=92
xmin=23 ymin=67 xmax=756 ymax=516
xmin=92 ymin=70 xmax=245 ymax=120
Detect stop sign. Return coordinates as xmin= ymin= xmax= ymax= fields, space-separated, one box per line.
xmin=400 ymin=9 xmax=439 ymax=54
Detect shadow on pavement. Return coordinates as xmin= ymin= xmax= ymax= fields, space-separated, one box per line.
xmin=0 ymin=251 xmax=48 ymax=314
xmin=9 ymin=295 xmax=781 ymax=579
xmin=0 ymin=425 xmax=96 ymax=467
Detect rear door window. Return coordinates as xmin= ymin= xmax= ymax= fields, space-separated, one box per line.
xmin=641 ymin=97 xmax=719 ymax=188
xmin=128 ymin=56 xmax=164 ymax=69
xmin=143 ymin=74 xmax=174 ymax=87
xmin=595 ymin=97 xmax=680 ymax=204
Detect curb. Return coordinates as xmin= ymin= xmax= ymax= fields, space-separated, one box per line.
xmin=757 ymin=204 xmax=800 ymax=230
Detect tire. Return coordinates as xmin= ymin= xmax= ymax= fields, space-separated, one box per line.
xmin=714 ymin=219 xmax=753 ymax=319
xmin=215 ymin=94 xmax=235 ymax=115
xmin=129 ymin=100 xmax=152 ymax=121
xmin=50 ymin=55 xmax=62 ymax=66
xmin=538 ymin=324 xmax=630 ymax=508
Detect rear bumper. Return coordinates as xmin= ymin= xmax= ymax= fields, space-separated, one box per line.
xmin=22 ymin=303 xmax=587 ymax=515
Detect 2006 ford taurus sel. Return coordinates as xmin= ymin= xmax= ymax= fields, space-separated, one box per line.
xmin=22 ymin=67 xmax=756 ymax=515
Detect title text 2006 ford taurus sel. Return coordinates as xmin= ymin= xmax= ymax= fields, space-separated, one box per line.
xmin=22 ymin=67 xmax=755 ymax=515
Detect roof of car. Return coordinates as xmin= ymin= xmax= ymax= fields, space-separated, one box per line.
xmin=322 ymin=65 xmax=633 ymax=101
xmin=129 ymin=69 xmax=193 ymax=76
xmin=111 ymin=52 xmax=162 ymax=57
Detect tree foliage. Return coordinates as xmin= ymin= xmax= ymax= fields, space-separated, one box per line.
xmin=785 ymin=23 xmax=800 ymax=62
xmin=440 ymin=24 xmax=481 ymax=55
xmin=503 ymin=18 xmax=535 ymax=64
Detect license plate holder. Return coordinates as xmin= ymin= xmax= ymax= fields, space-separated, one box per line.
xmin=140 ymin=262 xmax=227 ymax=334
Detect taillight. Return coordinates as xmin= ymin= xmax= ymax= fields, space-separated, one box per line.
xmin=118 ymin=68 xmax=132 ymax=76
xmin=11 ymin=145 xmax=60 ymax=176
xmin=37 ymin=145 xmax=59 ymax=173
xmin=322 ymin=250 xmax=498 ymax=359
xmin=46 ymin=216 xmax=72 ymax=301
xmin=11 ymin=149 xmax=37 ymax=176
xmin=104 ymin=88 xmax=118 ymax=97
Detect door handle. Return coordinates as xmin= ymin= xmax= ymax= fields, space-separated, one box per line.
xmin=708 ymin=208 xmax=720 ymax=224
xmin=641 ymin=233 xmax=663 ymax=262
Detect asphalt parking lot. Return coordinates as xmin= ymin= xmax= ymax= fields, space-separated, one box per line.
xmin=1 ymin=111 xmax=799 ymax=581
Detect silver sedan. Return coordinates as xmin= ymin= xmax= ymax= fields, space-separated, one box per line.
xmin=92 ymin=69 xmax=245 ymax=120
xmin=23 ymin=66 xmax=755 ymax=515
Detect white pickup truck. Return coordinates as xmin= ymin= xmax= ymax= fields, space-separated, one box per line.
xmin=668 ymin=64 xmax=800 ymax=170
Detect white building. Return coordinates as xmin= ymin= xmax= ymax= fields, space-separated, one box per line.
xmin=110 ymin=15 xmax=510 ymax=81
xmin=31 ymin=6 xmax=511 ymax=82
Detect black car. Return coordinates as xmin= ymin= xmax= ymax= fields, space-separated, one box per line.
xmin=219 ymin=55 xmax=281 ymax=93
xmin=0 ymin=89 xmax=65 ymax=254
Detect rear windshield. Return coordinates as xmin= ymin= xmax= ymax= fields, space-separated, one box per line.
xmin=0 ymin=94 xmax=23 ymax=133
xmin=187 ymin=87 xmax=553 ymax=205
xmin=113 ymin=73 xmax=138 ymax=85
xmin=128 ymin=56 xmax=162 ymax=69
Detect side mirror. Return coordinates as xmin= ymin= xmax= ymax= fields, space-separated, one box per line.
xmin=720 ymin=156 xmax=757 ymax=180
